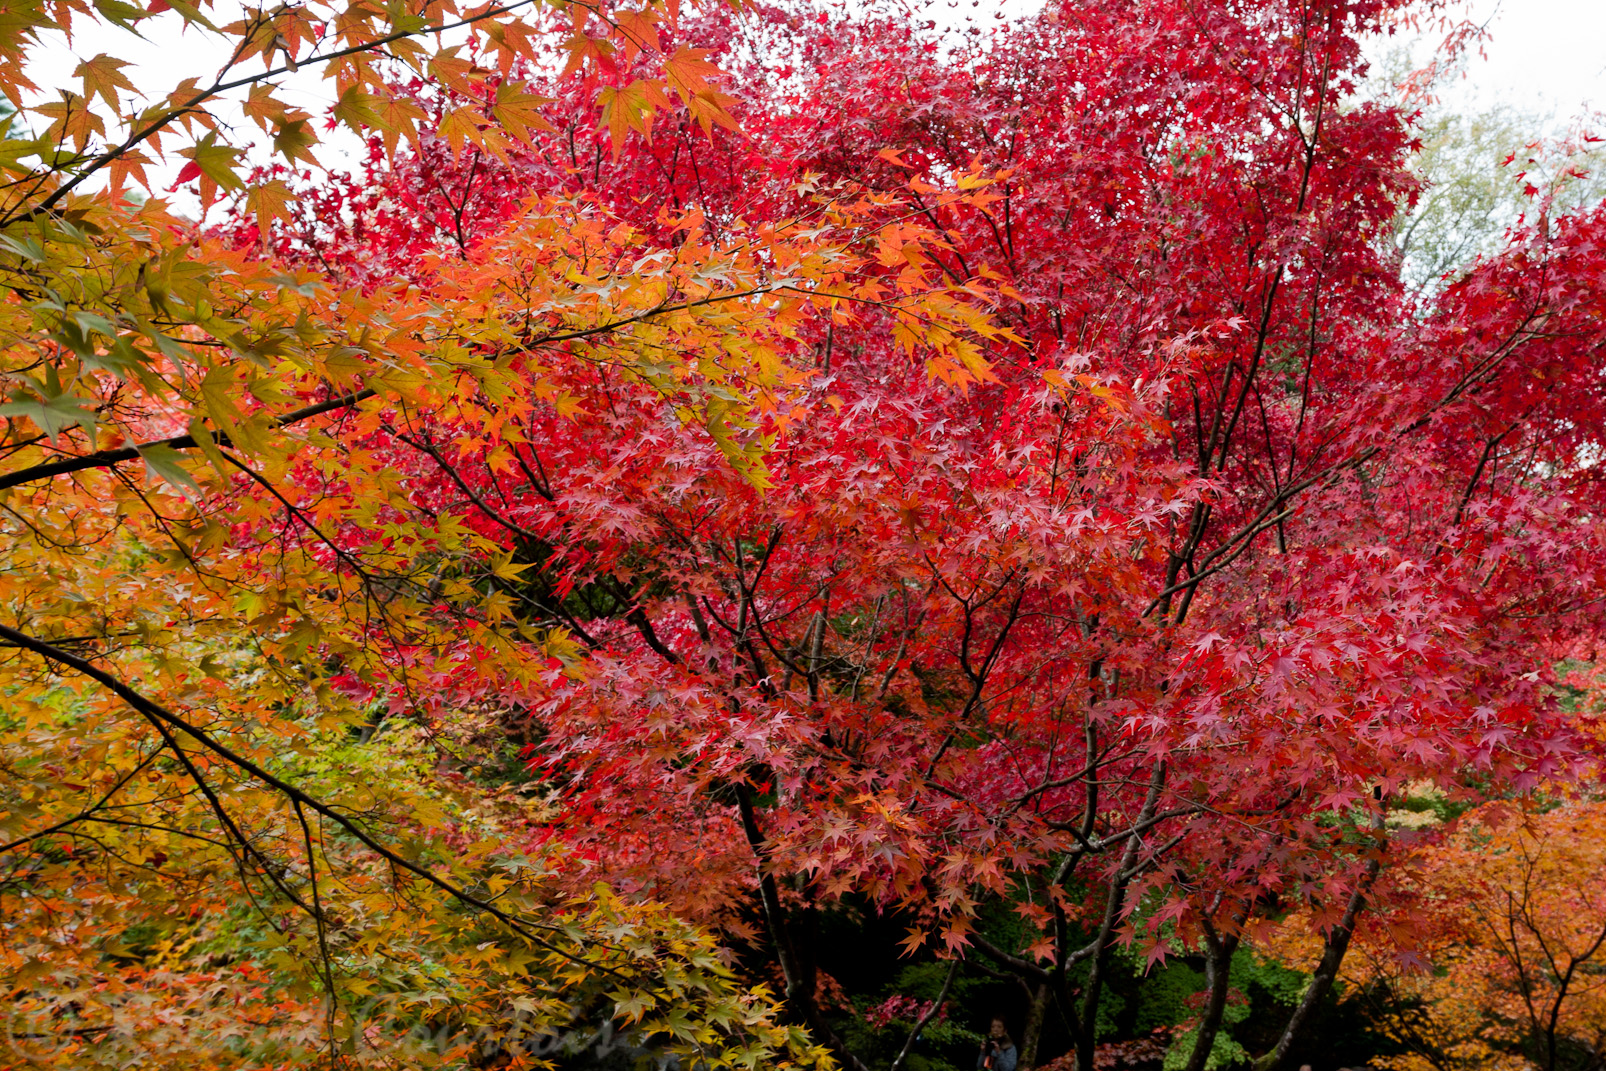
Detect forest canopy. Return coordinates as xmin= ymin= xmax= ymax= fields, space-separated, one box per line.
xmin=2 ymin=1 xmax=1604 ymax=1069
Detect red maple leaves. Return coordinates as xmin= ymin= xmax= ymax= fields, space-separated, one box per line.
xmin=210 ymin=0 xmax=1606 ymax=1066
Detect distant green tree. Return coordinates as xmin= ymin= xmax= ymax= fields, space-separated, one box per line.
xmin=1360 ymin=37 xmax=1605 ymax=292
xmin=1395 ymin=104 xmax=1606 ymax=291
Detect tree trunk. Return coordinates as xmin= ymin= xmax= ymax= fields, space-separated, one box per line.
xmin=970 ymin=931 xmax=1085 ymax=1063
xmin=1076 ymin=761 xmax=1167 ymax=1071
xmin=735 ymin=783 xmax=873 ymax=1071
xmin=891 ymin=958 xmax=960 ymax=1071
xmin=1020 ymin=981 xmax=1051 ymax=1069
xmin=1250 ymin=850 xmax=1382 ymax=1071
xmin=1182 ymin=923 xmax=1242 ymax=1071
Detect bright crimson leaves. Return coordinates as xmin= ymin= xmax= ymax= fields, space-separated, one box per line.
xmin=203 ymin=1 xmax=1606 ymax=1069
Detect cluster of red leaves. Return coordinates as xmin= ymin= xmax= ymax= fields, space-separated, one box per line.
xmin=1037 ymin=1030 xmax=1172 ymax=1071
xmin=209 ymin=0 xmax=1606 ymax=1064
xmin=864 ymin=992 xmax=948 ymax=1030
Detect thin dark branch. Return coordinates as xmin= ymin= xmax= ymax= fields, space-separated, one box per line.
xmin=0 ymin=390 xmax=374 ymax=492
xmin=0 ymin=620 xmax=617 ymax=975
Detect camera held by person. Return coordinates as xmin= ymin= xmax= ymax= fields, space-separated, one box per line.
xmin=977 ymin=1017 xmax=1017 ymax=1071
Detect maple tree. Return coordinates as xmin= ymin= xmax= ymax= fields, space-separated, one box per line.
xmin=1307 ymin=798 xmax=1606 ymax=1071
xmin=5 ymin=0 xmax=1606 ymax=1068
xmin=356 ymin=6 xmax=1601 ymax=1069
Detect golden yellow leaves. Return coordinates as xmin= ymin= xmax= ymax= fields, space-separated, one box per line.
xmin=34 ymin=90 xmax=106 ymax=152
xmin=0 ymin=21 xmax=1013 ymax=1065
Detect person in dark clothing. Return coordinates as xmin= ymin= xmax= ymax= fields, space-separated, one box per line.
xmin=977 ymin=1017 xmax=1018 ymax=1071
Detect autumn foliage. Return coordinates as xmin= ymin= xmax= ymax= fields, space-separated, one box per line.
xmin=3 ymin=0 xmax=1606 ymax=1068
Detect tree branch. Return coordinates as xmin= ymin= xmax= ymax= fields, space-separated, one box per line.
xmin=0 ymin=390 xmax=374 ymax=492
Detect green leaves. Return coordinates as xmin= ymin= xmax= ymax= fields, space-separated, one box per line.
xmin=134 ymin=441 xmax=202 ymax=494
xmin=244 ymin=178 xmax=294 ymax=245
xmin=492 ymin=83 xmax=556 ymax=145
xmin=0 ymin=389 xmax=99 ymax=443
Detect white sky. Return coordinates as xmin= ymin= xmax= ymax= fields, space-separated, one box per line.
xmin=1440 ymin=0 xmax=1605 ymax=117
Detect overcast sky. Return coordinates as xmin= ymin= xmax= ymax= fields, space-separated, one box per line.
xmin=1399 ymin=0 xmax=1605 ymax=119
xmin=944 ymin=0 xmax=1606 ymax=120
